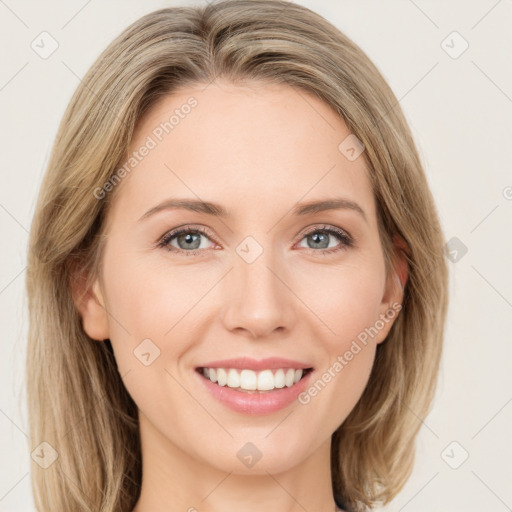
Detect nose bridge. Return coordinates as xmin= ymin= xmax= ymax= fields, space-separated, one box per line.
xmin=221 ymin=235 xmax=295 ymax=338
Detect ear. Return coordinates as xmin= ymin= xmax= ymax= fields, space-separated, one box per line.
xmin=70 ymin=268 xmax=110 ymax=342
xmin=375 ymin=233 xmax=409 ymax=344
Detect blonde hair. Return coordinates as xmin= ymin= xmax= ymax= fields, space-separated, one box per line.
xmin=26 ymin=1 xmax=449 ymax=510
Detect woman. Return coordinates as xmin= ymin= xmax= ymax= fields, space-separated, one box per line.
xmin=26 ymin=1 xmax=449 ymax=511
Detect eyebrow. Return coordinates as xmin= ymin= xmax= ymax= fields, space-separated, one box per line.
xmin=138 ymin=197 xmax=367 ymax=223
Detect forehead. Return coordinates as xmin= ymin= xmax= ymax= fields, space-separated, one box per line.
xmin=112 ymin=80 xmax=376 ymax=224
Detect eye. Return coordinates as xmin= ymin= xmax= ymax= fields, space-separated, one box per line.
xmin=157 ymin=224 xmax=354 ymax=257
xmin=296 ymin=225 xmax=354 ymax=254
xmin=157 ymin=226 xmax=217 ymax=256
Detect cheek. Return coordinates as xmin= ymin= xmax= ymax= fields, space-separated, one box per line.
xmin=100 ymin=258 xmax=191 ymax=423
xmin=295 ymin=256 xmax=386 ymax=345
xmin=100 ymin=249 xmax=219 ymax=384
xmin=103 ymin=243 xmax=195 ymax=332
xmin=99 ymin=248 xmax=173 ymax=367
xmin=293 ymin=259 xmax=384 ymax=416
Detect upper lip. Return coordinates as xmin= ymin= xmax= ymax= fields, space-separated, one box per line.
xmin=196 ymin=357 xmax=313 ymax=371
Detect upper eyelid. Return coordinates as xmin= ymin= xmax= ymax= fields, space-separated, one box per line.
xmin=160 ymin=225 xmax=217 ymax=243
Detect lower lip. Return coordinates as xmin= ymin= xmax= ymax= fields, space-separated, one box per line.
xmin=195 ymin=369 xmax=313 ymax=415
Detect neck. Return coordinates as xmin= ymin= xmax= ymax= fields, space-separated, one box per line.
xmin=132 ymin=411 xmax=340 ymax=512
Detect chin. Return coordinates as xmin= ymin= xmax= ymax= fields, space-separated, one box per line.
xmin=198 ymin=433 xmax=316 ymax=476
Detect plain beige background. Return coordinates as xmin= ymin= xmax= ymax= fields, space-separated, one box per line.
xmin=1 ymin=1 xmax=511 ymax=510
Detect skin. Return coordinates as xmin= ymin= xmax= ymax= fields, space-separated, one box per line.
xmin=76 ymin=79 xmax=407 ymax=512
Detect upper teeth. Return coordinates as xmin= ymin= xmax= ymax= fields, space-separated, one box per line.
xmin=202 ymin=368 xmax=304 ymax=391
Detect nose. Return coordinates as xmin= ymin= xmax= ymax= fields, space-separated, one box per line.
xmin=220 ymin=246 xmax=297 ymax=339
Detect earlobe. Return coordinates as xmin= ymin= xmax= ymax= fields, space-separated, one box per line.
xmin=70 ymin=271 xmax=110 ymax=341
xmin=375 ymin=234 xmax=409 ymax=344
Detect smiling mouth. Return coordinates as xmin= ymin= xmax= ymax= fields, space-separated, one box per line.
xmin=196 ymin=367 xmax=314 ymax=393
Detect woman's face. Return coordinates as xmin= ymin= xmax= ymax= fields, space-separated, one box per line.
xmin=81 ymin=80 xmax=403 ymax=476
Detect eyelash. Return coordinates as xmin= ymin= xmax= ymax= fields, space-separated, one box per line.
xmin=156 ymin=224 xmax=354 ymax=257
